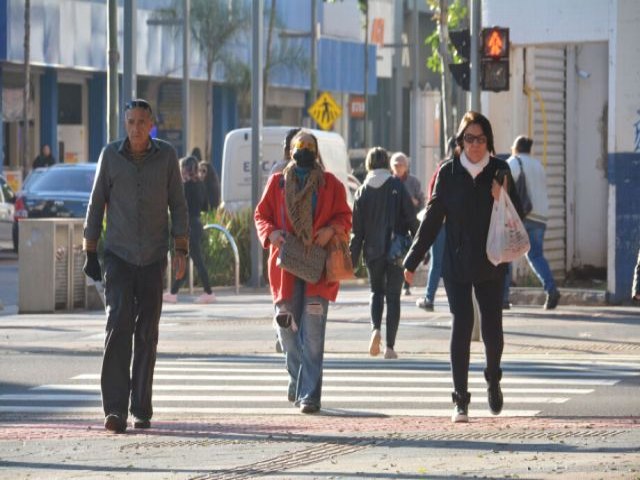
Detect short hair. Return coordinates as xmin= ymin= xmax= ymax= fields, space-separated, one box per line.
xmin=191 ymin=147 xmax=203 ymax=161
xmin=365 ymin=146 xmax=390 ymax=171
xmin=512 ymin=135 xmax=533 ymax=154
xmin=179 ymin=156 xmax=199 ymax=177
xmin=284 ymin=128 xmax=302 ymax=157
xmin=390 ymin=152 xmax=408 ymax=167
xmin=124 ymin=98 xmax=153 ymax=116
xmin=454 ymin=111 xmax=496 ymax=155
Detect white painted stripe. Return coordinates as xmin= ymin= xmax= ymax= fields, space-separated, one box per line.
xmin=71 ymin=374 xmax=619 ymax=385
xmin=32 ymin=384 xmax=593 ymax=394
xmin=0 ymin=393 xmax=568 ymax=404
xmin=0 ymin=406 xmax=540 ymax=417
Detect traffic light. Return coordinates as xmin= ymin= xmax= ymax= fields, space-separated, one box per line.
xmin=448 ymin=29 xmax=470 ymax=91
xmin=481 ymin=27 xmax=509 ymax=92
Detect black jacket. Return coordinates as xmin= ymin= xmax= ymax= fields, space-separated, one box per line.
xmin=404 ymin=155 xmax=522 ymax=283
xmin=350 ymin=174 xmax=416 ymax=264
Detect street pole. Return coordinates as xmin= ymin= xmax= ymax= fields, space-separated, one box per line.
xmin=393 ymin=0 xmax=403 ymax=151
xmin=22 ymin=0 xmax=31 ymax=176
xmin=470 ymin=0 xmax=481 ymax=112
xmin=310 ymin=0 xmax=317 ymax=114
xmin=122 ymin=0 xmax=137 ymax=136
xmin=410 ymin=0 xmax=419 ymax=175
xmin=363 ymin=4 xmax=369 ymax=148
xmin=182 ymin=0 xmax=190 ymax=155
xmin=250 ymin=0 xmax=264 ymax=288
xmin=107 ymin=0 xmax=119 ymax=142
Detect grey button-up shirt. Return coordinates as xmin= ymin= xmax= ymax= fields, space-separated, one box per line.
xmin=84 ymin=137 xmax=188 ymax=266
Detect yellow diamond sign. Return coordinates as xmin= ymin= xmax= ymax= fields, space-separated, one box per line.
xmin=308 ymin=92 xmax=342 ymax=131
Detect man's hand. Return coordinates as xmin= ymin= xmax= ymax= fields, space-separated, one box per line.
xmin=83 ymin=251 xmax=102 ymax=282
xmin=173 ymin=251 xmax=187 ymax=280
xmin=269 ymin=230 xmax=286 ymax=248
xmin=404 ymin=269 xmax=414 ymax=285
xmin=313 ymin=226 xmax=335 ymax=247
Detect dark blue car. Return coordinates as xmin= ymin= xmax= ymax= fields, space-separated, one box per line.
xmin=13 ymin=163 xmax=97 ymax=252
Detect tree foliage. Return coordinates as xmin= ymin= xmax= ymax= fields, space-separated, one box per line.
xmin=425 ymin=0 xmax=467 ymax=73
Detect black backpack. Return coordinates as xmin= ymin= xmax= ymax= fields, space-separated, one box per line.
xmin=514 ymin=156 xmax=533 ymax=216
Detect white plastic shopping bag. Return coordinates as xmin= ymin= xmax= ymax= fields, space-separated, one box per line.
xmin=486 ymin=188 xmax=530 ymax=266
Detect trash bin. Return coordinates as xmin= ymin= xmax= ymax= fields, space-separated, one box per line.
xmin=18 ymin=218 xmax=88 ymax=313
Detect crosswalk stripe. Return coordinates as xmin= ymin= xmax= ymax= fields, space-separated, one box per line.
xmin=0 ymin=406 xmax=540 ymax=417
xmin=33 ymin=384 xmax=594 ymax=394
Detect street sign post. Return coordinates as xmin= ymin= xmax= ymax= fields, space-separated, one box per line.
xmin=308 ymin=92 xmax=342 ymax=131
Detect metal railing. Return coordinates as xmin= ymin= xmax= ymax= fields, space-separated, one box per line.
xmin=167 ymin=223 xmax=241 ymax=295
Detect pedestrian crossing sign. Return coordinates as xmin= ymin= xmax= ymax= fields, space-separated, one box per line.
xmin=308 ymin=92 xmax=342 ymax=131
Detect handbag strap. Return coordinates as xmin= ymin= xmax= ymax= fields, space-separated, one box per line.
xmin=515 ymin=156 xmax=527 ymax=184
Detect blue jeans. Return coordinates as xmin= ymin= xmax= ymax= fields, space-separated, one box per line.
xmin=276 ymin=278 xmax=329 ymax=409
xmin=503 ymin=219 xmax=557 ymax=301
xmin=423 ymin=226 xmax=445 ymax=303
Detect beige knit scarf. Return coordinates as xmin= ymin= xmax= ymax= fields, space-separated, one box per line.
xmin=283 ymin=163 xmax=324 ymax=247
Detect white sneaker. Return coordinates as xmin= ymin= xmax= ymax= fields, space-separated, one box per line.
xmin=384 ymin=348 xmax=398 ymax=359
xmin=163 ymin=292 xmax=177 ymax=303
xmin=194 ymin=292 xmax=216 ymax=304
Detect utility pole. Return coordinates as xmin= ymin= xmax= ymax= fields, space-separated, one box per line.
xmin=392 ymin=0 xmax=404 ymax=151
xmin=22 ymin=0 xmax=31 ymax=176
xmin=470 ymin=0 xmax=481 ymax=112
xmin=122 ymin=0 xmax=137 ymax=136
xmin=410 ymin=0 xmax=419 ymax=175
xmin=107 ymin=0 xmax=119 ymax=142
xmin=250 ymin=0 xmax=264 ymax=288
xmin=363 ymin=3 xmax=369 ymax=148
xmin=310 ymin=0 xmax=318 ymax=116
xmin=182 ymin=0 xmax=190 ymax=155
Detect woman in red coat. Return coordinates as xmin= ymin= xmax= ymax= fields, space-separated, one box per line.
xmin=255 ymin=130 xmax=352 ymax=414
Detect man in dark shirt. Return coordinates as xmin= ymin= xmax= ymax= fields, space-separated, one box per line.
xmin=32 ymin=144 xmax=56 ymax=169
xmin=83 ymin=98 xmax=188 ymax=433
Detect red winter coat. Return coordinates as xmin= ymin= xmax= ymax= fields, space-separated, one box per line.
xmin=254 ymin=171 xmax=352 ymax=304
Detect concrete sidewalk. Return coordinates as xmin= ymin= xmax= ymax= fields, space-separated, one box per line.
xmin=1 ymin=280 xmax=639 ymax=479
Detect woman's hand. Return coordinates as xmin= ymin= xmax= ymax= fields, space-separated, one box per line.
xmin=269 ymin=230 xmax=286 ymax=248
xmin=491 ymin=176 xmax=508 ymax=201
xmin=404 ymin=269 xmax=414 ymax=284
xmin=314 ymin=226 xmax=335 ymax=247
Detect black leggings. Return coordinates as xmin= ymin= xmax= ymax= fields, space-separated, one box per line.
xmin=443 ymin=277 xmax=504 ymax=393
xmin=366 ymin=256 xmax=404 ymax=349
xmin=171 ymin=217 xmax=211 ymax=294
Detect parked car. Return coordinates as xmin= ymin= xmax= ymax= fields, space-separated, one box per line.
xmin=12 ymin=163 xmax=97 ymax=252
xmin=0 ymin=175 xmax=17 ymax=250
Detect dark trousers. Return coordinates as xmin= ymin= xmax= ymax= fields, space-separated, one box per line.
xmin=171 ymin=217 xmax=211 ymax=294
xmin=366 ymin=256 xmax=404 ymax=349
xmin=101 ymin=251 xmax=166 ymax=420
xmin=443 ymin=277 xmax=504 ymax=394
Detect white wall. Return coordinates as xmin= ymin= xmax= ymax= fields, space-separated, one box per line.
xmin=483 ymin=0 xmax=609 ymax=45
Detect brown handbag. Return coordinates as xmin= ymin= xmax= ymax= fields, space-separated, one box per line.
xmin=325 ymin=232 xmax=355 ymax=283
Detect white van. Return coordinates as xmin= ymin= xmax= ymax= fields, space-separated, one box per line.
xmin=220 ymin=127 xmax=359 ymax=212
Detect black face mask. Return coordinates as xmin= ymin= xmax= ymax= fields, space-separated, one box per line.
xmin=293 ymin=149 xmax=316 ymax=169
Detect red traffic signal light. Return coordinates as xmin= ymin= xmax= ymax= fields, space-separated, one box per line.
xmin=482 ymin=27 xmax=509 ymax=59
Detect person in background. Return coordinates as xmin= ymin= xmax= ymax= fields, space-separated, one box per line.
xmin=503 ymin=135 xmax=561 ymax=310
xmin=403 ymin=111 xmax=522 ymax=423
xmin=390 ymin=152 xmax=424 ymax=296
xmin=163 ymin=156 xmax=215 ymax=305
xmin=83 ymin=98 xmax=188 ymax=433
xmin=33 ymin=144 xmax=56 ymax=169
xmin=192 ymin=147 xmax=220 ymax=211
xmin=270 ymin=127 xmax=302 ymax=175
xmin=632 ymin=248 xmax=639 ymax=301
xmin=416 ymin=138 xmax=456 ymax=312
xmin=351 ymin=147 xmax=416 ymax=360
xmin=255 ymin=130 xmax=352 ymax=414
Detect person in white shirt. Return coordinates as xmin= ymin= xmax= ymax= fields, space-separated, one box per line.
xmin=503 ymin=135 xmax=560 ymax=310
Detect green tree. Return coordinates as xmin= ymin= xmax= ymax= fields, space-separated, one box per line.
xmin=425 ymin=0 xmax=467 ymax=145
xmin=155 ymin=0 xmax=250 ymax=161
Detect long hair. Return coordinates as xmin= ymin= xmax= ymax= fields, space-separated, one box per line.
xmin=180 ymin=156 xmax=199 ymax=180
xmin=454 ymin=111 xmax=496 ymax=155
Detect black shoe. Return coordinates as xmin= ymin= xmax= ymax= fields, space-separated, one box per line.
xmin=403 ymin=287 xmax=411 ymax=296
xmin=104 ymin=413 xmax=127 ymax=433
xmin=451 ymin=391 xmax=470 ymax=423
xmin=300 ymin=403 xmax=320 ymax=414
xmin=287 ymin=381 xmax=296 ymax=403
xmin=502 ymin=301 xmax=511 ymax=310
xmin=544 ymin=290 xmax=561 ymax=310
xmin=484 ymin=369 xmax=503 ymax=415
xmin=131 ymin=416 xmax=151 ymax=429
xmin=416 ymin=298 xmax=434 ymax=312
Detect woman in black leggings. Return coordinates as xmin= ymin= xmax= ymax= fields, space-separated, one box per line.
xmin=163 ymin=156 xmax=215 ymax=304
xmin=403 ymin=111 xmax=522 ymax=423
